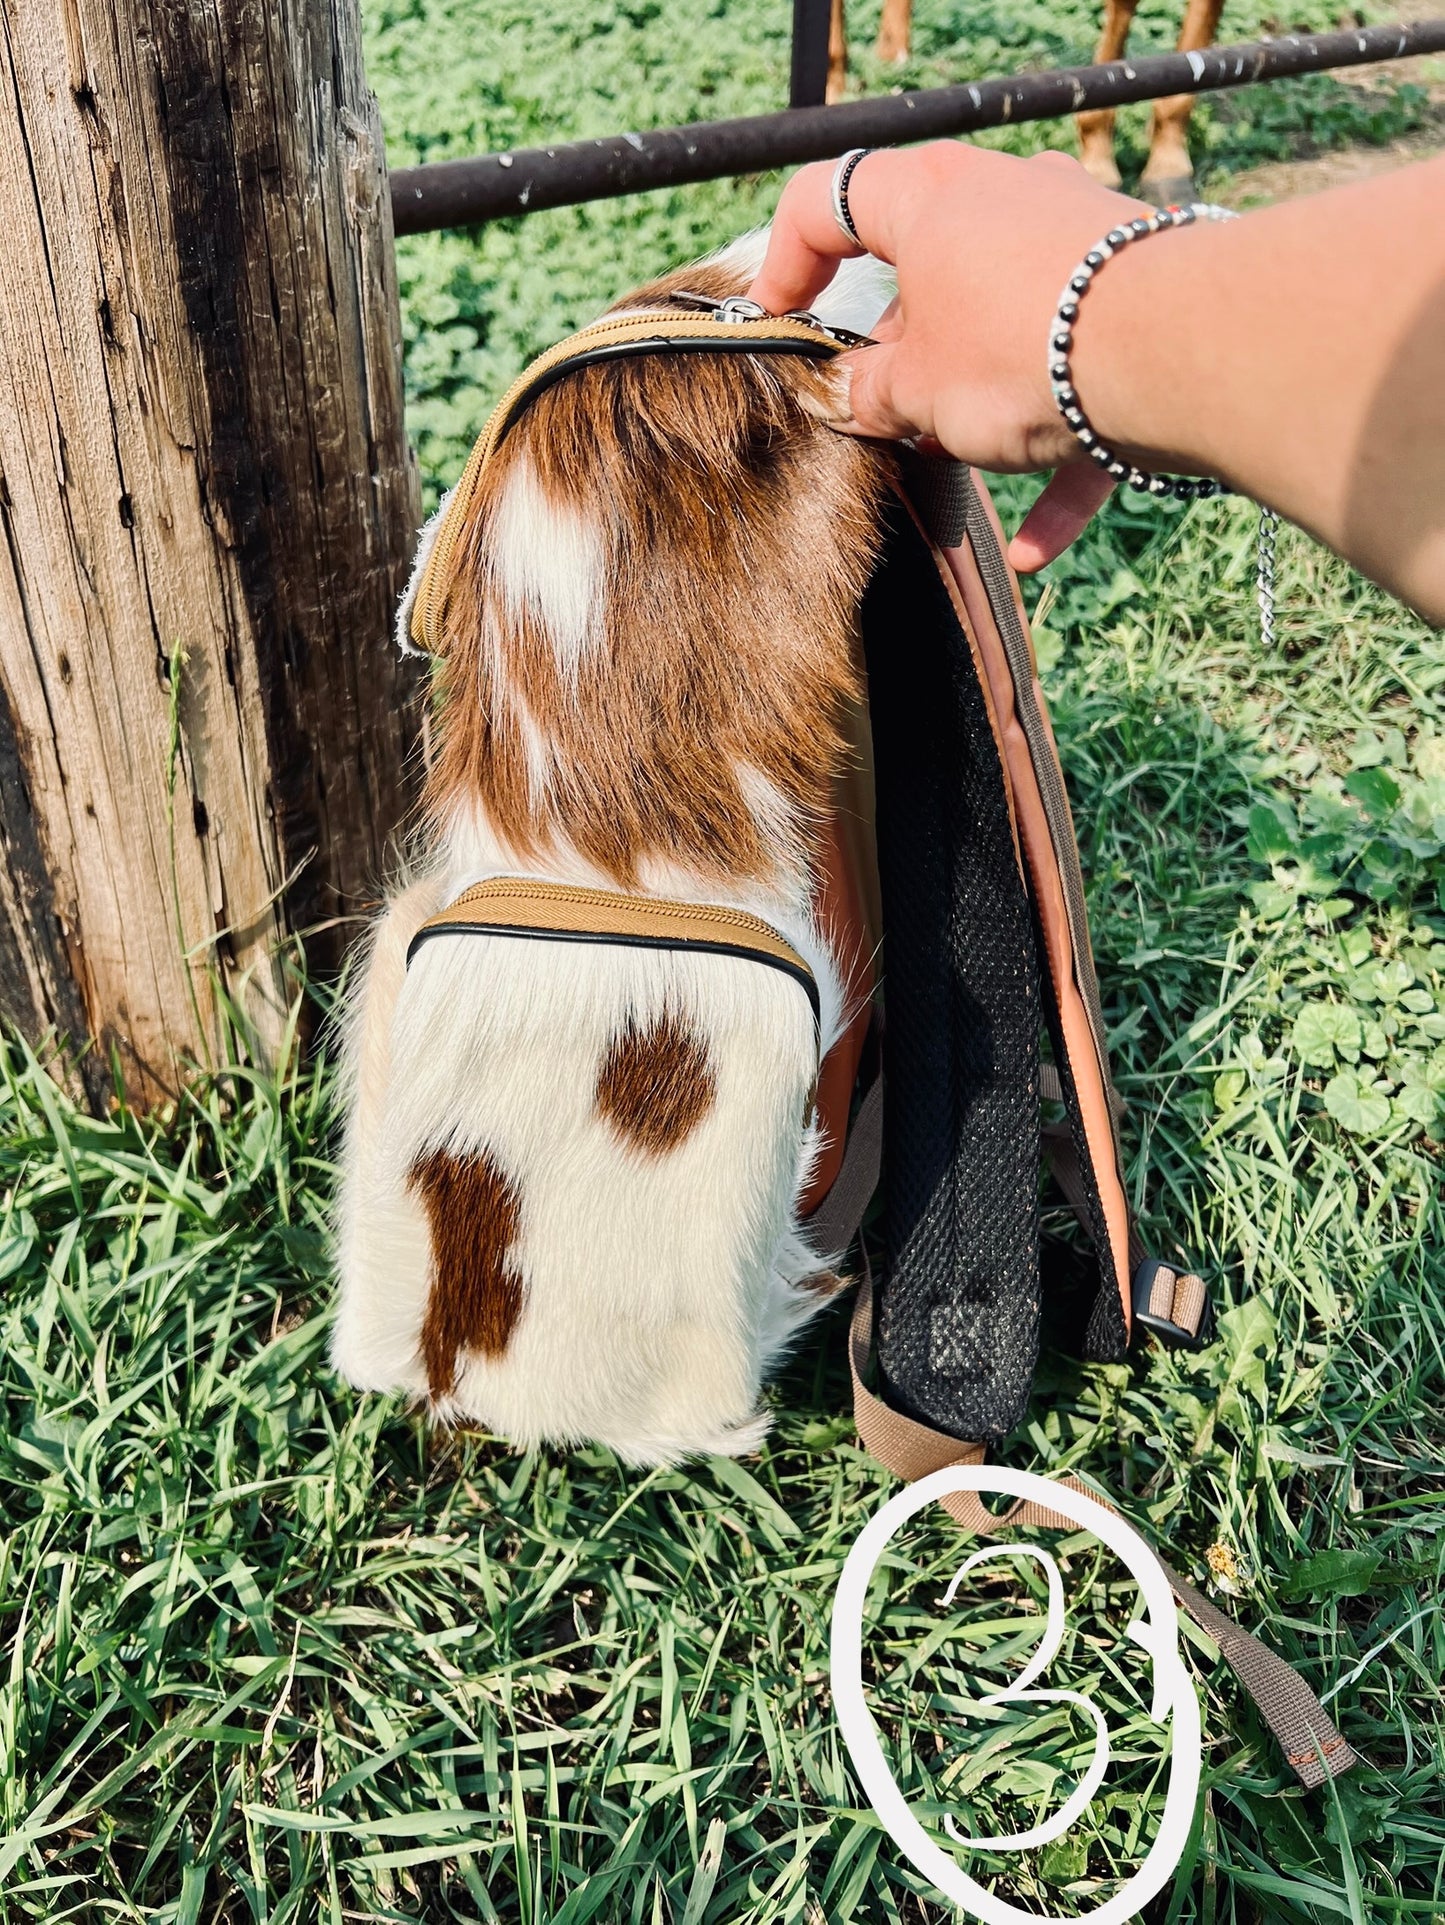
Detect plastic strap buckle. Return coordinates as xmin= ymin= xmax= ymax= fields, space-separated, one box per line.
xmin=1132 ymin=1256 xmax=1213 ymax=1349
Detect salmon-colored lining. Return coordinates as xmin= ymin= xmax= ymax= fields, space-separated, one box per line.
xmin=938 ymin=485 xmax=1133 ymax=1337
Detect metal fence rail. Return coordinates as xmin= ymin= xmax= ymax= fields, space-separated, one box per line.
xmin=390 ymin=18 xmax=1445 ymax=234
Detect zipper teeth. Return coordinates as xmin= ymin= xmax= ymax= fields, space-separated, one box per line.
xmin=447 ymin=880 xmax=808 ymax=955
xmin=961 ymin=485 xmax=1122 ymax=1158
xmin=413 ymin=310 xmax=840 ymax=649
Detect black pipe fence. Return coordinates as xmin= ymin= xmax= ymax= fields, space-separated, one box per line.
xmin=790 ymin=0 xmax=833 ymax=108
xmin=390 ymin=18 xmax=1445 ymax=234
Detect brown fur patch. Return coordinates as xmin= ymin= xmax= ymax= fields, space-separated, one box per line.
xmin=409 ymin=1147 xmax=525 ymax=1396
xmin=798 ymin=1268 xmax=849 ymax=1298
xmin=422 ymin=257 xmax=895 ymax=889
xmin=595 ymin=1009 xmax=716 ymax=1153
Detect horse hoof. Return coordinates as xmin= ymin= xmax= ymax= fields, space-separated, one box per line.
xmin=1141 ymin=173 xmax=1196 ymax=208
xmin=1078 ymin=150 xmax=1123 ymax=192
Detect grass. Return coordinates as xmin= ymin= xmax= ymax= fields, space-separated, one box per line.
xmin=4 ymin=494 xmax=1442 ymax=1925
xmin=4 ymin=2 xmax=1444 ymax=1920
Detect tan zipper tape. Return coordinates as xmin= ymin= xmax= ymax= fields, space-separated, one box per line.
xmin=410 ymin=309 xmax=844 ymax=652
xmin=411 ymin=876 xmax=816 ymax=990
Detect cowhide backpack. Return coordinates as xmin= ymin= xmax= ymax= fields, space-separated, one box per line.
xmin=331 ymin=236 xmax=1355 ymax=1791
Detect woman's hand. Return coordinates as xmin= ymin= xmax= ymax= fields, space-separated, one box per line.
xmin=749 ymin=145 xmax=1445 ymax=621
xmin=746 ymin=143 xmax=1157 ymax=571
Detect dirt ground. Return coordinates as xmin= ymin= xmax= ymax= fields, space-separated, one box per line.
xmin=1215 ymin=0 xmax=1445 ymax=204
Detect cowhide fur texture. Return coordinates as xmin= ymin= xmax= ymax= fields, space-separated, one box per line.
xmin=332 ymin=234 xmax=896 ymax=1465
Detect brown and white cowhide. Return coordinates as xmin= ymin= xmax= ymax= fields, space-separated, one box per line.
xmin=331 ymin=237 xmax=895 ymax=1465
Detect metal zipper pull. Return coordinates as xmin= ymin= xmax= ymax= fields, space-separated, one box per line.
xmin=712 ymin=295 xmax=771 ymax=323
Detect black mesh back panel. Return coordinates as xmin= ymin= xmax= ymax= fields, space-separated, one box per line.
xmin=861 ymin=500 xmax=1041 ymax=1442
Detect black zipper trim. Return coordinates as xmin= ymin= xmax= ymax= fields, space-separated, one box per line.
xmin=406 ymin=919 xmax=821 ymax=1026
xmin=487 ymin=334 xmax=839 ymax=457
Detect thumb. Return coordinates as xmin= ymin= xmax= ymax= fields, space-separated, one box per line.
xmin=822 ymin=342 xmax=925 ymax=442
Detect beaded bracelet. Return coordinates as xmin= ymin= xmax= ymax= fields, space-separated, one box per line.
xmin=1049 ymin=202 xmax=1236 ymax=500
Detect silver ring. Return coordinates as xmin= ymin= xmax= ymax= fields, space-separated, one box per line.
xmin=830 ymin=148 xmax=872 ymax=248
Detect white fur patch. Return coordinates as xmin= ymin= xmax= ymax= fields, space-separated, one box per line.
xmin=811 ymin=250 xmax=897 ymax=339
xmin=333 ymin=913 xmax=836 ymax=1465
xmin=703 ymin=227 xmax=772 ymax=285
xmin=510 ymin=692 xmax=554 ymax=804
xmin=734 ymin=762 xmax=807 ymax=885
xmin=489 ymin=455 xmax=604 ymax=680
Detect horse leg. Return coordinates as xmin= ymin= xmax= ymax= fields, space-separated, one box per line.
xmin=875 ymin=0 xmax=912 ymax=64
xmin=827 ymin=0 xmax=848 ymax=102
xmin=1142 ymin=0 xmax=1226 ymax=203
xmin=1077 ymin=0 xmax=1140 ymax=191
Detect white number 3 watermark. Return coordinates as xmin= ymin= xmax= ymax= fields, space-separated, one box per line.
xmin=830 ymin=1466 xmax=1202 ymax=1925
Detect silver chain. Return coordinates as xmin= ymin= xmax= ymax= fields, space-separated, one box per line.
xmin=1256 ymin=507 xmax=1279 ymax=650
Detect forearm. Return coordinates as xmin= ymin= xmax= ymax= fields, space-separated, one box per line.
xmin=749 ymin=144 xmax=1445 ymax=619
xmin=1075 ymin=158 xmax=1445 ymax=622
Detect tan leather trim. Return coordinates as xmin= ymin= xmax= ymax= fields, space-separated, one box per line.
xmin=416 ymin=876 xmax=816 ymax=985
xmin=939 ymin=485 xmax=1132 ymax=1332
xmin=893 ymin=485 xmax=1024 ymax=880
xmin=412 ymin=309 xmax=845 ymax=651
xmin=849 ymin=1276 xmax=1087 ymax=1531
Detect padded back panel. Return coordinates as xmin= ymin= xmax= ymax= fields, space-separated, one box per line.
xmin=862 ymin=499 xmax=1041 ymax=1442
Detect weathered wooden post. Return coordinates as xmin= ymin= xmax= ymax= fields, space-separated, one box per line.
xmin=0 ymin=0 xmax=420 ymax=1109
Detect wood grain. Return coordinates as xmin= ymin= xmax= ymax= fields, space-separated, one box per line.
xmin=0 ymin=0 xmax=421 ymax=1106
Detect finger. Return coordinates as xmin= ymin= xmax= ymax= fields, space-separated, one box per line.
xmin=823 ymin=341 xmax=925 ymax=440
xmin=1030 ymin=147 xmax=1088 ymax=176
xmin=747 ymin=149 xmax=907 ymax=315
xmin=746 ymin=163 xmax=857 ymax=315
xmin=1007 ymin=465 xmax=1116 ymax=571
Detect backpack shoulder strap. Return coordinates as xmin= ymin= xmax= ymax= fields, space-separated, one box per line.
xmin=943 ymin=467 xmax=1134 ymax=1359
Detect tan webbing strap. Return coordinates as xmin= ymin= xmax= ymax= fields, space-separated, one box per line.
xmin=848 ymin=1277 xmax=1357 ymax=1787
xmin=848 ymin=1277 xmax=1097 ymax=1535
xmin=803 ymin=1075 xmax=885 ymax=1258
xmin=1152 ymin=1558 xmax=1359 ymax=1789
